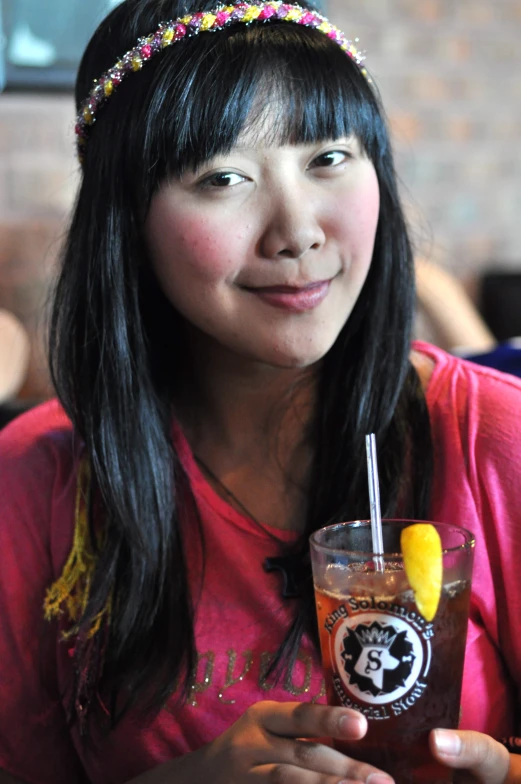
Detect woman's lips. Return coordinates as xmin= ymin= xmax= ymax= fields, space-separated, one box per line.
xmin=245 ymin=280 xmax=332 ymax=313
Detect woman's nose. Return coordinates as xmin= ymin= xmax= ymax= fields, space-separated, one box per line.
xmin=259 ymin=191 xmax=326 ymax=260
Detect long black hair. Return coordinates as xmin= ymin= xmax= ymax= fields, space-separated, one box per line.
xmin=49 ymin=0 xmax=433 ymax=734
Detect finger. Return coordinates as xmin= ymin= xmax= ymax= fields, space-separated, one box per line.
xmin=255 ymin=737 xmax=393 ymax=783
xmin=430 ymin=730 xmax=510 ymax=783
xmin=252 ymin=763 xmax=394 ymax=783
xmin=253 ymin=701 xmax=368 ymax=742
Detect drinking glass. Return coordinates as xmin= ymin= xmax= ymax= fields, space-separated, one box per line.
xmin=310 ymin=519 xmax=475 ymax=783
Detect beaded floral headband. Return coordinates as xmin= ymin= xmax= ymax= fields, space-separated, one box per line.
xmin=75 ymin=1 xmax=368 ymax=163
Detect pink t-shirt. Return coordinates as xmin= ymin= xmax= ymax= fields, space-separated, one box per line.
xmin=0 ymin=341 xmax=520 ymax=783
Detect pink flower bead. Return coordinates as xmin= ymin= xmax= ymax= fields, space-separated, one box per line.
xmin=298 ymin=12 xmax=317 ymax=25
xmin=141 ymin=44 xmax=153 ymax=59
xmin=174 ymin=24 xmax=187 ymax=39
xmin=258 ymin=6 xmax=277 ymax=20
xmin=215 ymin=10 xmax=231 ymax=25
xmin=111 ymin=72 xmax=122 ymax=85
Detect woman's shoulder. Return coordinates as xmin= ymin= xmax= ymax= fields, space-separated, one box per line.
xmin=412 ymin=340 xmax=521 ymax=464
xmin=412 ymin=339 xmax=521 ymax=408
xmin=0 ymin=398 xmax=74 ymax=459
xmin=0 ymin=399 xmax=79 ymax=530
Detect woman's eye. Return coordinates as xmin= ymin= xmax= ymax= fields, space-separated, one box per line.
xmin=311 ymin=150 xmax=350 ymax=168
xmin=203 ymin=172 xmax=245 ymax=188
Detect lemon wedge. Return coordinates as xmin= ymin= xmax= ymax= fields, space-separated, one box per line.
xmin=401 ymin=523 xmax=443 ymax=622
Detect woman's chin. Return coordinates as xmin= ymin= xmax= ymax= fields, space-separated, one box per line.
xmin=207 ymin=328 xmax=341 ymax=371
xmin=256 ymin=344 xmax=333 ymax=371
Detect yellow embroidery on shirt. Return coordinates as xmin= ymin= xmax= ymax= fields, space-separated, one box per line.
xmin=218 ymin=649 xmax=253 ymax=704
xmin=311 ymin=678 xmax=326 ymax=703
xmin=163 ymin=647 xmax=326 ymax=710
xmin=43 ymin=455 xmax=109 ymax=638
xmin=284 ymin=650 xmax=313 ymax=696
xmin=189 ymin=651 xmax=216 ymax=707
xmin=259 ymin=651 xmax=279 ymax=691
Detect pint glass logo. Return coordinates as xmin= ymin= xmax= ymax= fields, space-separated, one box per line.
xmin=339 ymin=617 xmax=420 ymax=701
xmin=327 ymin=609 xmax=433 ymax=712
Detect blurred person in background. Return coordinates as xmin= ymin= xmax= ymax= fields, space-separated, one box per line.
xmin=416 ymin=258 xmax=521 ymax=378
xmin=0 ymin=308 xmax=29 ymax=405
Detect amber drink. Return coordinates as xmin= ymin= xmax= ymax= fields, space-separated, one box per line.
xmin=310 ymin=521 xmax=474 ymax=784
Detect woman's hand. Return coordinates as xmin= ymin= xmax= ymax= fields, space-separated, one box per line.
xmin=129 ymin=701 xmax=394 ymax=784
xmin=430 ymin=729 xmax=521 ymax=783
xmin=201 ymin=700 xmax=393 ymax=783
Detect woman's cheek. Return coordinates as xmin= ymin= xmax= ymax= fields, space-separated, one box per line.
xmin=347 ymin=169 xmax=380 ymax=244
xmin=337 ymin=179 xmax=380 ymax=294
xmin=173 ymin=220 xmax=244 ymax=281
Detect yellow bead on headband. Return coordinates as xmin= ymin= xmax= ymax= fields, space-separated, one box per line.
xmin=75 ymin=1 xmax=368 ymax=164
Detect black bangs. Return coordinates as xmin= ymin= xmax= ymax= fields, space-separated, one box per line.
xmin=136 ymin=22 xmax=384 ymax=189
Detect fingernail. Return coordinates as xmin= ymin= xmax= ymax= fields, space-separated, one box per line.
xmin=366 ymin=774 xmax=394 ymax=784
xmin=339 ymin=711 xmax=367 ymax=738
xmin=433 ymin=729 xmax=462 ymax=756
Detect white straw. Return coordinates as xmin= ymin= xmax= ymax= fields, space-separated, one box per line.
xmin=365 ymin=433 xmax=384 ymax=571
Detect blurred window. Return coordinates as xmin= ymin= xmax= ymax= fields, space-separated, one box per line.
xmin=0 ymin=0 xmax=123 ymax=90
xmin=0 ymin=0 xmax=326 ymax=91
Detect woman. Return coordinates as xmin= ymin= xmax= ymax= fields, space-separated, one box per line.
xmin=0 ymin=2 xmax=520 ymax=782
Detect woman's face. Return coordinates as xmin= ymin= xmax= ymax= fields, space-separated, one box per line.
xmin=144 ymin=126 xmax=380 ymax=370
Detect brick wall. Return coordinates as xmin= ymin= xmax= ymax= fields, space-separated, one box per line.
xmin=331 ymin=0 xmax=521 ymax=274
xmin=1 ymin=1 xmax=521 ymax=397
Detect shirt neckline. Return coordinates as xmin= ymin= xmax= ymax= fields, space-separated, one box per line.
xmin=172 ymin=421 xmax=300 ymax=543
